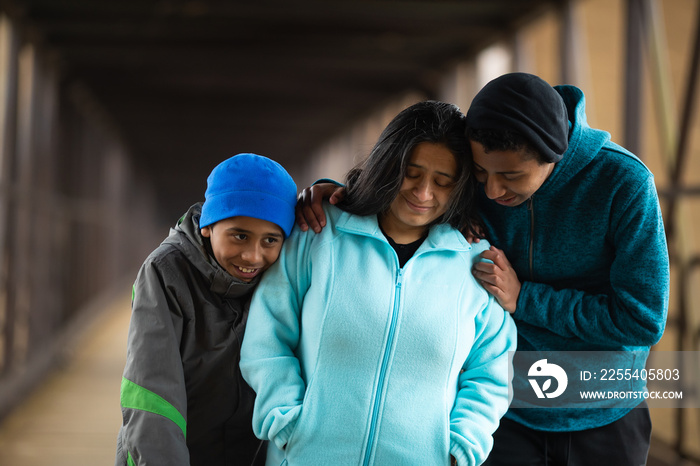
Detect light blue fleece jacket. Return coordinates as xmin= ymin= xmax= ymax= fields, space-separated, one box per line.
xmin=477 ymin=85 xmax=670 ymax=431
xmin=240 ymin=204 xmax=517 ymax=466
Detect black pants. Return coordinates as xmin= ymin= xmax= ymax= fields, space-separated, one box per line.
xmin=483 ymin=402 xmax=651 ymax=466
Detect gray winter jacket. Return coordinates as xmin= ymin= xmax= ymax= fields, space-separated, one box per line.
xmin=115 ymin=203 xmax=265 ymax=466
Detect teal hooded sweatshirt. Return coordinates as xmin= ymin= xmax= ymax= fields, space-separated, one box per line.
xmin=240 ymin=204 xmax=517 ymax=466
xmin=477 ymin=85 xmax=670 ymax=431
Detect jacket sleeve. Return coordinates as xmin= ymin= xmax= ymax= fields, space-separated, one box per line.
xmin=117 ymin=257 xmax=190 ymax=466
xmin=239 ymin=224 xmax=312 ymax=451
xmin=449 ymin=291 xmax=517 ymax=466
xmin=516 ymin=175 xmax=669 ymax=347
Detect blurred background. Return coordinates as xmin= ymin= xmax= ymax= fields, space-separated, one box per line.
xmin=0 ymin=0 xmax=698 ymax=464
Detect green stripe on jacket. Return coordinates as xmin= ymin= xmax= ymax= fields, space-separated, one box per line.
xmin=120 ymin=377 xmax=187 ymax=438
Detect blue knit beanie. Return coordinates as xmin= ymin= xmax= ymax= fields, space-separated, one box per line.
xmin=466 ymin=72 xmax=569 ymax=162
xmin=199 ymin=153 xmax=298 ymax=237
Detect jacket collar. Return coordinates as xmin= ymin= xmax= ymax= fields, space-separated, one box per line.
xmin=334 ymin=208 xmax=470 ymax=253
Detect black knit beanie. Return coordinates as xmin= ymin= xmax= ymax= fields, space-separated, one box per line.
xmin=465 ymin=72 xmax=569 ymax=163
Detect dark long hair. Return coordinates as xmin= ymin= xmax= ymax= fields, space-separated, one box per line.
xmin=339 ymin=100 xmax=480 ymax=235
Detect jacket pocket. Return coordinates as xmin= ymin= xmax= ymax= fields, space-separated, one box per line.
xmin=281 ymin=404 xmax=304 ymax=459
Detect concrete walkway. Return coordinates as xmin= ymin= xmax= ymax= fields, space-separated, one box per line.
xmin=0 ymin=292 xmax=131 ymax=466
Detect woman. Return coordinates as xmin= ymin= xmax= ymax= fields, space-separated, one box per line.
xmin=240 ymin=101 xmax=516 ymax=466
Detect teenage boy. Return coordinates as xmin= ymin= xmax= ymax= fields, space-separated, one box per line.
xmin=465 ymin=72 xmax=668 ymax=466
xmin=115 ymin=153 xmax=297 ymax=466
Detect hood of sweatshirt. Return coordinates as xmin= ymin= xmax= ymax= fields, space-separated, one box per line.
xmin=533 ymin=85 xmax=616 ymax=196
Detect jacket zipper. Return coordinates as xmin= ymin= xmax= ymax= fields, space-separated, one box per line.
xmin=527 ymin=197 xmax=535 ymax=281
xmin=362 ymin=268 xmax=403 ymax=466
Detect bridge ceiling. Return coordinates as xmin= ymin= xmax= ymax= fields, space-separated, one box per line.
xmin=5 ymin=0 xmax=563 ymax=216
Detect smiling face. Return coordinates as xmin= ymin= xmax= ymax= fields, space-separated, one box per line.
xmin=379 ymin=142 xmax=458 ymax=243
xmin=200 ymin=216 xmax=284 ymax=282
xmin=470 ymin=140 xmax=555 ymax=207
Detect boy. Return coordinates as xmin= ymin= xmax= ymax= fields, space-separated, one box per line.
xmin=115 ymin=153 xmax=297 ymax=466
xmin=465 ymin=73 xmax=667 ymax=466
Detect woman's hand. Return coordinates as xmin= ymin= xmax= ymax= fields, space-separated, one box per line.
xmin=472 ymin=246 xmax=521 ymax=314
xmin=295 ymin=183 xmax=346 ymax=233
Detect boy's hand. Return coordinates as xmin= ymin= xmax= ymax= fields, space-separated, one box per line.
xmin=472 ymin=246 xmax=521 ymax=314
xmin=295 ymin=183 xmax=346 ymax=233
